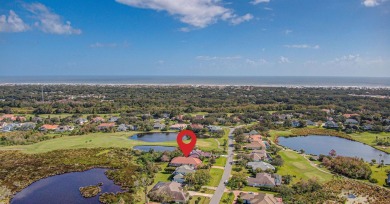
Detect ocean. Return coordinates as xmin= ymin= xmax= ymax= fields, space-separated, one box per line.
xmin=1 ymin=76 xmax=390 ymax=88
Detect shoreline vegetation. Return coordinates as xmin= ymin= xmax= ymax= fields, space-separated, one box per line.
xmin=79 ymin=184 xmax=102 ymax=198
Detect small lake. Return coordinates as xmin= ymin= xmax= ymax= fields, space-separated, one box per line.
xmin=11 ymin=168 xmax=122 ymax=204
xmin=129 ymin=132 xmax=185 ymax=142
xmin=279 ymin=135 xmax=390 ymax=164
xmin=133 ymin=145 xmax=176 ymax=152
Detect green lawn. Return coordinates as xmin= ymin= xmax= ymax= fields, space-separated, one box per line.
xmin=208 ymin=168 xmax=224 ymax=187
xmin=277 ymin=150 xmax=333 ymax=184
xmin=214 ymin=157 xmax=227 ymax=167
xmin=368 ymin=165 xmax=390 ymax=186
xmin=0 ymin=131 xmax=219 ymax=154
xmin=219 ymin=192 xmax=234 ymax=204
xmin=268 ymin=130 xmax=293 ymax=141
xmin=350 ymin=132 xmax=390 ymax=153
xmin=189 ymin=196 xmax=210 ymax=204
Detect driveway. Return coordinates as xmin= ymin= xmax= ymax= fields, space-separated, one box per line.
xmin=210 ymin=128 xmax=235 ymax=204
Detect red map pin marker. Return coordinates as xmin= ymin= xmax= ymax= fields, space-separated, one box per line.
xmin=177 ymin=130 xmax=197 ymax=157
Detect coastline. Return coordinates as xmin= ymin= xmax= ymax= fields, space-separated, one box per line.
xmin=1 ymin=83 xmax=390 ymax=89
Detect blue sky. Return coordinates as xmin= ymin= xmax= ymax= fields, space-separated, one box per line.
xmin=0 ymin=0 xmax=389 ymax=76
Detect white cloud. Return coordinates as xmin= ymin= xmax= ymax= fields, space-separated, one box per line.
xmin=284 ymin=29 xmax=292 ymax=35
xmin=245 ymin=58 xmax=268 ymax=65
xmin=196 ymin=55 xmax=242 ymax=60
xmin=330 ymin=54 xmax=361 ymax=64
xmin=0 ymin=10 xmax=29 ymax=33
xmin=230 ymin=13 xmax=253 ymax=25
xmin=116 ymin=0 xmax=253 ymax=28
xmin=250 ymin=0 xmax=270 ymax=5
xmin=284 ymin=44 xmax=320 ymax=49
xmin=90 ymin=42 xmax=118 ymax=48
xmin=279 ymin=56 xmax=291 ymax=63
xmin=24 ymin=3 xmax=81 ymax=35
xmin=362 ymin=0 xmax=386 ymax=7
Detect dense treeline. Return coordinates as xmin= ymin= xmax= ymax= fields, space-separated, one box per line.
xmin=0 ymin=85 xmax=389 ymax=116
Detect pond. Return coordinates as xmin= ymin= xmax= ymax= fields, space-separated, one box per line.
xmin=11 ymin=168 xmax=122 ymax=204
xmin=278 ymin=135 xmax=390 ymax=164
xmin=129 ymin=132 xmax=186 ymax=142
xmin=133 ymin=145 xmax=176 ymax=152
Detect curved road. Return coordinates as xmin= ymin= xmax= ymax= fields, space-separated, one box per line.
xmin=210 ymin=128 xmax=234 ymax=204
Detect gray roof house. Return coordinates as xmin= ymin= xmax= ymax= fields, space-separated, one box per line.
xmin=172 ymin=174 xmax=185 ymax=184
xmin=324 ymin=121 xmax=339 ymax=129
xmin=153 ymin=123 xmax=166 ymax=130
xmin=148 ymin=182 xmax=187 ymax=203
xmin=207 ymin=125 xmax=223 ymax=132
xmin=174 ymin=165 xmax=195 ymax=175
xmin=107 ymin=116 xmax=119 ymax=122
xmin=239 ymin=192 xmax=283 ymax=204
xmin=247 ymin=162 xmax=275 ymax=172
xmin=20 ymin=122 xmax=36 ymax=131
xmin=75 ymin=118 xmax=88 ymax=125
xmin=117 ymin=124 xmax=128 ymax=132
xmin=249 ymin=150 xmax=268 ymax=162
xmin=344 ymin=119 xmax=359 ymax=125
xmin=247 ymin=173 xmax=282 ymax=188
xmin=305 ymin=120 xmax=316 ymax=126
xmin=249 ymin=130 xmax=259 ymax=135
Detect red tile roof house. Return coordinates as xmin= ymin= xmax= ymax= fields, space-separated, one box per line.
xmin=248 ymin=135 xmax=262 ymax=143
xmin=190 ymin=124 xmax=204 ymax=131
xmin=97 ymin=123 xmax=115 ymax=130
xmin=91 ymin=117 xmax=105 ymax=123
xmin=169 ymin=124 xmax=188 ymax=130
xmin=169 ymin=157 xmax=202 ymax=169
xmin=39 ymin=124 xmax=59 ymax=131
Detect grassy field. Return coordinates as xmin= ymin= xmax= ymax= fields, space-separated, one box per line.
xmin=0 ymin=131 xmax=219 ymax=154
xmin=350 ymin=132 xmax=390 ymax=153
xmin=189 ymin=196 xmax=210 ymax=204
xmin=214 ymin=157 xmax=227 ymax=167
xmin=277 ymin=150 xmax=333 ymax=184
xmin=208 ymin=168 xmax=224 ymax=187
xmin=219 ymin=192 xmax=234 ymax=204
xmin=368 ymin=165 xmax=390 ymax=186
xmin=268 ymin=129 xmax=293 ymax=141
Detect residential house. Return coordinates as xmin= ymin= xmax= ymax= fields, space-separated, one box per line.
xmin=0 ymin=122 xmax=7 ymax=129
xmin=172 ymin=174 xmax=185 ymax=184
xmin=173 ymin=165 xmax=196 ymax=175
xmin=97 ymin=123 xmax=115 ymax=130
xmin=247 ymin=162 xmax=275 ymax=172
xmin=239 ymin=192 xmax=283 ymax=204
xmin=170 ymin=157 xmax=202 ymax=169
xmin=195 ymin=115 xmax=205 ymax=120
xmin=19 ymin=122 xmax=36 ymax=130
xmin=362 ymin=124 xmax=373 ymax=131
xmin=344 ymin=119 xmax=359 ymax=125
xmin=324 ymin=121 xmax=339 ymax=129
xmin=247 ymin=173 xmax=282 ymax=188
xmin=291 ymin=120 xmax=301 ymax=128
xmin=39 ymin=124 xmax=59 ymax=131
xmin=249 ymin=130 xmax=259 ymax=135
xmin=343 ymin=113 xmax=359 ymax=118
xmin=207 ymin=125 xmax=223 ymax=132
xmin=91 ymin=117 xmax=105 ymax=123
xmin=148 ymin=182 xmax=187 ymax=203
xmin=189 ymin=149 xmax=212 ymax=158
xmin=249 ymin=150 xmax=268 ymax=162
xmin=170 ymin=124 xmax=187 ymax=130
xmin=56 ymin=125 xmax=74 ymax=132
xmin=108 ymin=116 xmax=119 ymax=122
xmin=305 ymin=120 xmax=316 ymax=126
xmin=32 ymin=117 xmax=44 ymax=123
xmin=246 ymin=141 xmax=266 ymax=150
xmin=75 ymin=118 xmax=88 ymax=125
xmin=153 ymin=123 xmax=166 ymax=130
xmin=248 ymin=135 xmax=262 ymax=143
xmin=190 ymin=124 xmax=204 ymax=131
xmin=117 ymin=124 xmax=128 ymax=132
xmin=2 ymin=123 xmax=20 ymax=132
xmin=0 ymin=114 xmax=16 ymax=121
xmin=162 ymin=113 xmax=170 ymax=118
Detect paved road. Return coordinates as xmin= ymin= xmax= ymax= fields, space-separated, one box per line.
xmin=210 ymin=128 xmax=234 ymax=204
